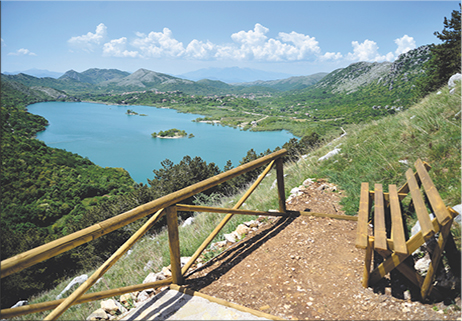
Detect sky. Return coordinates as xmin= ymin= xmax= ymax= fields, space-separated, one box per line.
xmin=1 ymin=1 xmax=460 ymax=77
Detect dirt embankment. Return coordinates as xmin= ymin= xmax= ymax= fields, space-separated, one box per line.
xmin=183 ymin=179 xmax=461 ymax=320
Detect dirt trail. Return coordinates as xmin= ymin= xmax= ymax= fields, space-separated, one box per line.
xmin=183 ymin=179 xmax=461 ymax=320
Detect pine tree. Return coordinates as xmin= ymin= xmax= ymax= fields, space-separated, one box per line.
xmin=418 ymin=5 xmax=461 ymax=95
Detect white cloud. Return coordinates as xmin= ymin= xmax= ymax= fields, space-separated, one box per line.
xmin=320 ymin=52 xmax=343 ymax=61
xmin=1 ymin=38 xmax=5 ymax=47
xmin=103 ymin=37 xmax=139 ymax=58
xmin=394 ymin=35 xmax=416 ymax=55
xmin=185 ymin=39 xmax=216 ymax=59
xmin=347 ymin=39 xmax=394 ymax=62
xmin=132 ymin=28 xmax=185 ymax=58
xmin=68 ymin=23 xmax=107 ymax=52
xmin=8 ymin=48 xmax=37 ymax=56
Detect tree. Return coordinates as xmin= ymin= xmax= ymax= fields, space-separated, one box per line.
xmin=418 ymin=5 xmax=461 ymax=95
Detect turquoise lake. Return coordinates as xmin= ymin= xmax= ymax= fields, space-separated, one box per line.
xmin=28 ymin=102 xmax=295 ymax=184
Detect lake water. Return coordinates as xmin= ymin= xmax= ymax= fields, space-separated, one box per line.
xmin=28 ymin=102 xmax=295 ymax=183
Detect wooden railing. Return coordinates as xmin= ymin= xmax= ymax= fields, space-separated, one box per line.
xmin=1 ymin=149 xmax=292 ymax=320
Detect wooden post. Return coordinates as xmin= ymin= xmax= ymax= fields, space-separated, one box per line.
xmin=421 ymin=219 xmax=453 ymax=300
xmin=181 ymin=160 xmax=276 ymax=275
xmin=166 ymin=206 xmax=184 ymax=285
xmin=362 ymin=236 xmax=374 ymax=288
xmin=276 ymin=158 xmax=286 ymax=213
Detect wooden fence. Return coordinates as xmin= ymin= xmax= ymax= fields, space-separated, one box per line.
xmin=1 ymin=149 xmax=293 ymax=320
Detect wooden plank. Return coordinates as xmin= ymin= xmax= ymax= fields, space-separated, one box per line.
xmin=356 ymin=182 xmax=370 ymax=249
xmin=166 ymin=207 xmax=184 ymax=286
xmin=181 ymin=160 xmax=276 ymax=275
xmin=398 ymin=161 xmax=432 ymax=194
xmin=170 ymin=284 xmax=282 ymax=321
xmin=43 ymin=209 xmax=166 ymax=320
xmin=389 ymin=184 xmax=408 ymax=255
xmin=421 ymin=219 xmax=453 ymax=300
xmin=369 ymin=216 xmax=440 ymax=285
xmin=362 ymin=237 xmax=374 ymax=287
xmin=1 ymin=149 xmax=288 ymax=279
xmin=415 ymin=159 xmax=451 ymax=226
xmin=0 ymin=279 xmax=172 ymax=319
xmin=276 ymin=158 xmax=286 ymax=213
xmin=405 ymin=168 xmax=434 ymax=240
xmin=374 ymin=184 xmax=387 ymax=251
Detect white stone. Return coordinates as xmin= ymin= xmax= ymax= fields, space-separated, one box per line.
xmin=182 ymin=217 xmax=194 ymax=227
xmin=318 ymin=148 xmax=341 ymax=161
xmin=224 ymin=231 xmax=239 ymax=243
xmin=56 ymin=274 xmax=88 ymax=300
xmin=415 ymin=256 xmax=431 ymax=275
xmin=161 ymin=266 xmax=172 ymax=278
xmin=10 ymin=300 xmax=28 ymax=308
xmin=235 ymin=224 xmax=250 ymax=237
xmin=136 ymin=291 xmax=150 ymax=303
xmin=86 ymin=308 xmax=109 ymax=320
xmin=452 ymin=204 xmax=462 ymax=225
xmin=180 ymin=257 xmax=191 ymax=267
xmin=290 ymin=187 xmax=301 ymax=194
xmin=448 ymin=73 xmax=461 ymax=88
xmin=303 ymin=178 xmax=315 ymax=186
xmin=243 ymin=220 xmax=259 ymax=228
xmin=101 ymin=299 xmax=119 ymax=314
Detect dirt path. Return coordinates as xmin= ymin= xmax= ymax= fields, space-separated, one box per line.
xmin=183 ymin=179 xmax=461 ymax=320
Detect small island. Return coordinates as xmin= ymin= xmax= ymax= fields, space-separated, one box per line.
xmin=151 ymin=128 xmax=193 ymax=139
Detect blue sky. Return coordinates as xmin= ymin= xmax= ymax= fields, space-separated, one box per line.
xmin=1 ymin=1 xmax=459 ymax=77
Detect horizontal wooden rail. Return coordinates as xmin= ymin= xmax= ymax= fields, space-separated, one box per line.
xmin=176 ymin=204 xmax=288 ymax=216
xmin=1 ymin=149 xmax=288 ymax=279
xmin=0 ymin=279 xmax=172 ymax=319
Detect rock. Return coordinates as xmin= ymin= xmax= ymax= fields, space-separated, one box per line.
xmin=10 ymin=300 xmax=28 ymax=308
xmin=452 ymin=205 xmax=461 ymax=224
xmin=290 ymin=187 xmax=301 ymax=194
xmin=243 ymin=220 xmax=259 ymax=228
xmin=161 ymin=266 xmax=172 ymax=278
xmin=404 ymin=290 xmax=411 ymax=301
xmin=114 ymin=300 xmax=127 ymax=314
xmin=210 ymin=240 xmax=227 ymax=250
xmin=120 ymin=293 xmax=134 ymax=306
xmin=86 ymin=308 xmax=109 ymax=320
xmin=182 ymin=217 xmax=194 ymax=227
xmin=385 ymin=287 xmax=392 ymax=296
xmin=180 ymin=257 xmax=191 ymax=267
xmin=235 ymin=224 xmax=250 ymax=237
xmin=224 ymin=231 xmax=239 ymax=243
xmin=448 ymin=73 xmax=461 ymax=88
xmin=56 ymin=274 xmax=88 ymax=300
xmin=318 ymin=148 xmax=341 ymax=162
xmin=415 ymin=255 xmax=431 ymax=275
xmin=136 ymin=291 xmax=150 ymax=304
xmin=303 ymin=178 xmax=315 ymax=186
xmin=101 ymin=299 xmax=119 ymax=315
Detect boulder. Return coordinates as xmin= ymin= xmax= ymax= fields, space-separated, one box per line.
xmin=10 ymin=300 xmax=28 ymax=308
xmin=100 ymin=299 xmax=119 ymax=315
xmin=56 ymin=274 xmax=88 ymax=300
xmin=120 ymin=293 xmax=134 ymax=306
xmin=318 ymin=148 xmax=341 ymax=161
xmin=136 ymin=291 xmax=150 ymax=304
xmin=448 ymin=73 xmax=461 ymax=88
xmin=235 ymin=224 xmax=250 ymax=237
xmin=86 ymin=308 xmax=109 ymax=320
xmin=224 ymin=231 xmax=239 ymax=243
xmin=161 ymin=266 xmax=172 ymax=278
xmin=182 ymin=217 xmax=194 ymax=227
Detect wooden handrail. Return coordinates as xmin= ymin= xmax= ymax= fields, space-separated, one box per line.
xmin=1 ymin=149 xmax=288 ymax=279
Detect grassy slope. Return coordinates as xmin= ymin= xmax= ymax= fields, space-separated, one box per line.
xmin=13 ymin=83 xmax=460 ymax=320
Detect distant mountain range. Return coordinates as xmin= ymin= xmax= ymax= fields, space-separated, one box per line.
xmin=177 ymin=67 xmax=295 ymax=83
xmin=1 ymin=45 xmax=431 ymax=99
xmin=2 ymin=68 xmax=64 ymax=79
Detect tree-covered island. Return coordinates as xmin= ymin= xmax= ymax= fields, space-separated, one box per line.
xmin=151 ymin=128 xmax=192 ymax=138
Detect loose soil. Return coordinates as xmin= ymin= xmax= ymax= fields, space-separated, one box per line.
xmin=183 ymin=179 xmax=461 ymax=320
